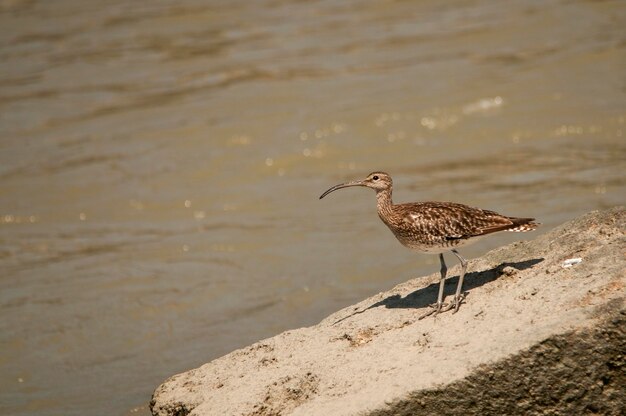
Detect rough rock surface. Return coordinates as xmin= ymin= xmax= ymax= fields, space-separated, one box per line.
xmin=151 ymin=208 xmax=625 ymax=416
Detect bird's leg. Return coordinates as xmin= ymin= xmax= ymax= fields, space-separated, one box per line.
xmin=449 ymin=249 xmax=468 ymax=313
xmin=435 ymin=253 xmax=447 ymax=311
xmin=419 ymin=253 xmax=448 ymax=320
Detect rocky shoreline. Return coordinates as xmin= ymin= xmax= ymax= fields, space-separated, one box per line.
xmin=151 ymin=207 xmax=625 ymax=416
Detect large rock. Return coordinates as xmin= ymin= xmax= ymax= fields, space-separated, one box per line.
xmin=151 ymin=208 xmax=625 ymax=416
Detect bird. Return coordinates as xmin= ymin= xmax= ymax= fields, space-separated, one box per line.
xmin=319 ymin=171 xmax=539 ymax=318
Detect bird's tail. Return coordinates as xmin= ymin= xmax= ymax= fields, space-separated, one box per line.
xmin=505 ymin=218 xmax=540 ymax=232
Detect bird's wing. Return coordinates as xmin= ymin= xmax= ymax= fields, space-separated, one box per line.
xmin=400 ymin=203 xmax=515 ymax=240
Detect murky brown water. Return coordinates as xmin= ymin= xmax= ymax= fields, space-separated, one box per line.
xmin=1 ymin=0 xmax=624 ymax=414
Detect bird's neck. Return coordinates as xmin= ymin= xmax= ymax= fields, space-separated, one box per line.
xmin=376 ymin=187 xmax=394 ymax=223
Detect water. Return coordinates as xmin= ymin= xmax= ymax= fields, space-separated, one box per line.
xmin=1 ymin=0 xmax=624 ymax=414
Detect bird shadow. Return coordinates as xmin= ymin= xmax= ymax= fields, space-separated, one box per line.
xmin=332 ymin=257 xmax=544 ymax=325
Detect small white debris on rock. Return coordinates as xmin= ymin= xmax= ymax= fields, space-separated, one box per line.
xmin=562 ymin=258 xmax=583 ymax=268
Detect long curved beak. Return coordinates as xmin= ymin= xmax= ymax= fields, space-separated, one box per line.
xmin=319 ymin=180 xmax=364 ymax=199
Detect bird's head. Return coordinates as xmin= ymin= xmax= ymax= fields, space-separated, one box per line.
xmin=319 ymin=171 xmax=392 ymax=199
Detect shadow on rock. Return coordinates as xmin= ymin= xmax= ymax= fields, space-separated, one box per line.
xmin=333 ymin=257 xmax=544 ymax=325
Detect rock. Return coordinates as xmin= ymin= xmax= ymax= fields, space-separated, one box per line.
xmin=150 ymin=207 xmax=625 ymax=416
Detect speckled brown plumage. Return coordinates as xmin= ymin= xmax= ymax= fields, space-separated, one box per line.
xmin=320 ymin=171 xmax=539 ymax=317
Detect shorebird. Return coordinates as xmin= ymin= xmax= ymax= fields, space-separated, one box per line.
xmin=319 ymin=171 xmax=539 ymax=318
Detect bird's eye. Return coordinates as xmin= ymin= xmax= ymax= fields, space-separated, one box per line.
xmin=372 ymin=175 xmax=379 ymax=181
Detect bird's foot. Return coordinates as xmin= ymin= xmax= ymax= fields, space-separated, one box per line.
xmin=418 ymin=301 xmax=448 ymax=320
xmin=448 ymin=293 xmax=466 ymax=314
xmin=418 ymin=294 xmax=466 ymax=320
